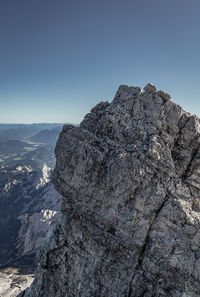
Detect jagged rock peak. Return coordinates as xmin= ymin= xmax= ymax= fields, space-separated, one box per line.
xmin=113 ymin=84 xmax=142 ymax=101
xmin=112 ymin=83 xmax=171 ymax=105
xmin=143 ymin=82 xmax=157 ymax=93
xmin=21 ymin=84 xmax=200 ymax=297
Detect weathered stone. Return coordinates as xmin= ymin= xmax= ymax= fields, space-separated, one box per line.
xmin=113 ymin=84 xmax=141 ymax=102
xmin=157 ymin=90 xmax=171 ymax=102
xmin=21 ymin=84 xmax=200 ymax=297
xmin=143 ymin=83 xmax=157 ymax=93
xmin=90 ymin=101 xmax=110 ymax=113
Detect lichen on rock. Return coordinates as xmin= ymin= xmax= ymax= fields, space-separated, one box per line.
xmin=21 ymin=84 xmax=200 ymax=297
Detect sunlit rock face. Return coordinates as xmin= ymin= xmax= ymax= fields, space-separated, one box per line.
xmin=22 ymin=84 xmax=200 ymax=297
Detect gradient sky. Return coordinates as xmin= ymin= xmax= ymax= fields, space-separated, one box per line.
xmin=0 ymin=0 xmax=200 ymax=124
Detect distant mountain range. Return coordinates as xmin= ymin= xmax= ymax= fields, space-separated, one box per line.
xmin=0 ymin=123 xmax=64 ymax=141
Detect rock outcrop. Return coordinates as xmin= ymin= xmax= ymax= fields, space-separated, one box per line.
xmin=22 ymin=84 xmax=200 ymax=296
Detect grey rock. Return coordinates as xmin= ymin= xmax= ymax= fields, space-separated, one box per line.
xmin=22 ymin=84 xmax=200 ymax=297
xmin=157 ymin=90 xmax=171 ymax=102
xmin=143 ymin=83 xmax=157 ymax=93
xmin=113 ymin=84 xmax=141 ymax=102
xmin=90 ymin=101 xmax=110 ymax=113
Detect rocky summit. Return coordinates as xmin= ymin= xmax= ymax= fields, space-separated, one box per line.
xmin=21 ymin=84 xmax=200 ymax=297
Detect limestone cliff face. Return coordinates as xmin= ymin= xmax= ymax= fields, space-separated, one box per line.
xmin=22 ymin=84 xmax=200 ymax=297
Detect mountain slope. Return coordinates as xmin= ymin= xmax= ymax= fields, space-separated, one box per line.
xmin=0 ymin=123 xmax=63 ymax=141
xmin=21 ymin=84 xmax=200 ymax=297
xmin=28 ymin=126 xmax=61 ymax=145
xmin=0 ymin=159 xmax=61 ymax=270
xmin=0 ymin=124 xmax=63 ymax=296
xmin=0 ymin=140 xmax=31 ymax=155
xmin=0 ymin=128 xmax=62 ymax=271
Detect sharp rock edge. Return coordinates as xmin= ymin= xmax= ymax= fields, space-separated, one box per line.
xmin=20 ymin=83 xmax=200 ymax=297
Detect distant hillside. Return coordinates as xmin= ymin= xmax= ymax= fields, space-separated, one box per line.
xmin=0 ymin=123 xmax=63 ymax=141
xmin=28 ymin=126 xmax=62 ymax=145
xmin=0 ymin=140 xmax=31 ymax=155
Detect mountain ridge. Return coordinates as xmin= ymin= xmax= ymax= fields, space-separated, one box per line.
xmin=20 ymin=84 xmax=200 ymax=297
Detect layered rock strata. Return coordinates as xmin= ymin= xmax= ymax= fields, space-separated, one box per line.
xmin=22 ymin=84 xmax=200 ymax=297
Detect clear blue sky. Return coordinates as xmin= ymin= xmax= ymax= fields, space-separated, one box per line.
xmin=0 ymin=0 xmax=200 ymax=124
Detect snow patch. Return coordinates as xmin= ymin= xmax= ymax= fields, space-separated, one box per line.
xmin=16 ymin=165 xmax=33 ymax=173
xmin=4 ymin=179 xmax=19 ymax=192
xmin=40 ymin=209 xmax=57 ymax=224
xmin=36 ymin=164 xmax=51 ymax=189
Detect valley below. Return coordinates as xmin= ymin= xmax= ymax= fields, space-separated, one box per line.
xmin=0 ymin=123 xmax=63 ymax=296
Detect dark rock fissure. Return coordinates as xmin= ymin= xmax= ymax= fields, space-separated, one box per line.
xmin=182 ymin=143 xmax=200 ymax=180
xmin=137 ymin=193 xmax=170 ymax=268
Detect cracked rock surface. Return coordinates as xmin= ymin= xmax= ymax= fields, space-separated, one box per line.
xmin=21 ymin=84 xmax=200 ymax=296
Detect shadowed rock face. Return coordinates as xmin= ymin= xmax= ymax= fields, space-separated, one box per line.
xmin=22 ymin=84 xmax=200 ymax=297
